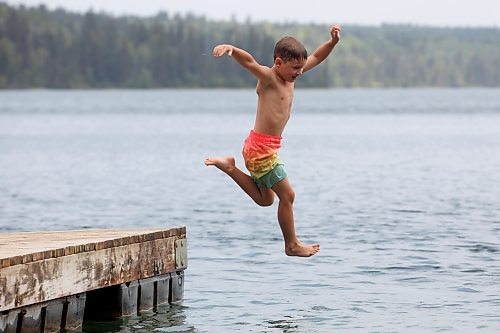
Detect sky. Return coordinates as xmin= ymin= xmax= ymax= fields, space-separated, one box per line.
xmin=4 ymin=0 xmax=500 ymax=27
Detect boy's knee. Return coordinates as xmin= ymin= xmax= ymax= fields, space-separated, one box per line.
xmin=256 ymin=197 xmax=274 ymax=207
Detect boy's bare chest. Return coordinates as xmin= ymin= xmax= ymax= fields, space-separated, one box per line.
xmin=278 ymin=86 xmax=294 ymax=107
xmin=257 ymin=82 xmax=294 ymax=110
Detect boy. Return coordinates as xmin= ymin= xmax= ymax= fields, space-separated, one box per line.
xmin=205 ymin=25 xmax=341 ymax=257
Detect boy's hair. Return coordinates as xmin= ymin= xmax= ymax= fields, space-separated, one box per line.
xmin=273 ymin=37 xmax=308 ymax=62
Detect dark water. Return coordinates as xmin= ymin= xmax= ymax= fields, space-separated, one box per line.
xmin=1 ymin=89 xmax=500 ymax=332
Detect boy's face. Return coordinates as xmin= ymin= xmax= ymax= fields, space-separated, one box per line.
xmin=275 ymin=58 xmax=306 ymax=82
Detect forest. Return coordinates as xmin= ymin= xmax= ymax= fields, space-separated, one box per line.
xmin=1 ymin=2 xmax=499 ymax=88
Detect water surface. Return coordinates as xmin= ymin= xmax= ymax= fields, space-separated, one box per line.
xmin=1 ymin=89 xmax=499 ymax=332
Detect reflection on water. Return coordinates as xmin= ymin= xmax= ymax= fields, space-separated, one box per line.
xmin=83 ymin=305 xmax=197 ymax=333
xmin=265 ymin=317 xmax=299 ymax=333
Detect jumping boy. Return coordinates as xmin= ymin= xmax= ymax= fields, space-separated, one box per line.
xmin=205 ymin=25 xmax=341 ymax=257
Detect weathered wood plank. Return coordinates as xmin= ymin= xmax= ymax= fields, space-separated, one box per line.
xmin=0 ymin=227 xmax=187 ymax=312
xmin=0 ymin=227 xmax=185 ymax=269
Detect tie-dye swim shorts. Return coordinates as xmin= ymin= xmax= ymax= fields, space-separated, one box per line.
xmin=242 ymin=130 xmax=287 ymax=188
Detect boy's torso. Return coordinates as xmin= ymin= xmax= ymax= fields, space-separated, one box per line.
xmin=254 ymin=76 xmax=295 ymax=137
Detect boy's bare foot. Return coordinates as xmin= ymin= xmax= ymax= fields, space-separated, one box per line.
xmin=285 ymin=242 xmax=320 ymax=257
xmin=204 ymin=156 xmax=236 ymax=174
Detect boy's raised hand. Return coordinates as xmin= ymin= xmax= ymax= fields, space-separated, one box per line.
xmin=213 ymin=44 xmax=234 ymax=57
xmin=330 ymin=24 xmax=341 ymax=43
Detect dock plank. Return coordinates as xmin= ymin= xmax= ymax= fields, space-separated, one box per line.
xmin=0 ymin=227 xmax=185 ymax=268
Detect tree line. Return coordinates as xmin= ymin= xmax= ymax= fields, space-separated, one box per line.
xmin=1 ymin=2 xmax=499 ymax=88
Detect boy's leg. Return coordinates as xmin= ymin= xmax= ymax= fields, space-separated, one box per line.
xmin=272 ymin=177 xmax=320 ymax=257
xmin=205 ymin=156 xmax=274 ymax=206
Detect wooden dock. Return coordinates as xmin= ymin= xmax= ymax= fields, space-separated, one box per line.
xmin=0 ymin=227 xmax=187 ymax=333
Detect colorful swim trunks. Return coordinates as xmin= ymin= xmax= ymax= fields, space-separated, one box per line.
xmin=242 ymin=130 xmax=287 ymax=188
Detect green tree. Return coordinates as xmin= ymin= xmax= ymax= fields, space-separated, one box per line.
xmin=0 ymin=2 xmax=499 ymax=88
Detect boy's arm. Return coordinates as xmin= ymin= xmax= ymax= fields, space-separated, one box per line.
xmin=213 ymin=44 xmax=272 ymax=82
xmin=303 ymin=24 xmax=341 ymax=73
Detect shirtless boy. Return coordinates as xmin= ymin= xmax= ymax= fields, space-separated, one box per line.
xmin=205 ymin=25 xmax=341 ymax=257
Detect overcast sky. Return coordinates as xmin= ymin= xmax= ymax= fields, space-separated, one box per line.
xmin=5 ymin=0 xmax=500 ymax=27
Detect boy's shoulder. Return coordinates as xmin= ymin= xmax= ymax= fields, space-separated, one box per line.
xmin=254 ymin=66 xmax=277 ymax=86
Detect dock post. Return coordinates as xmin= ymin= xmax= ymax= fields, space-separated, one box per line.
xmin=0 ymin=310 xmax=19 ymax=333
xmin=169 ymin=271 xmax=184 ymax=304
xmin=44 ymin=298 xmax=65 ymax=333
xmin=120 ymin=281 xmax=139 ymax=316
xmin=156 ymin=274 xmax=171 ymax=306
xmin=63 ymin=293 xmax=86 ymax=331
xmin=16 ymin=303 xmax=46 ymax=333
xmin=170 ymin=238 xmax=187 ymax=304
xmin=138 ymin=277 xmax=156 ymax=312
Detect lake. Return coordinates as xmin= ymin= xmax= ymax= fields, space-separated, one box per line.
xmin=1 ymin=88 xmax=500 ymax=332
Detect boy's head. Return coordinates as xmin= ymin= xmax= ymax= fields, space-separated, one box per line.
xmin=273 ymin=37 xmax=307 ymax=82
xmin=273 ymin=37 xmax=308 ymax=62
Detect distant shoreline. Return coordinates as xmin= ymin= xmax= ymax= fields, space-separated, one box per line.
xmin=1 ymin=3 xmax=499 ymax=89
